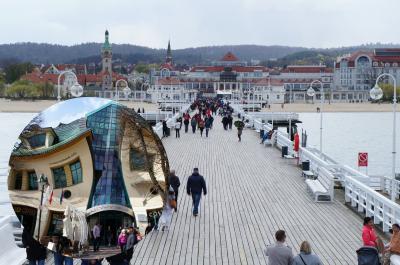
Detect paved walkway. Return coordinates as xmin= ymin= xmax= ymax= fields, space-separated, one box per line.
xmin=131 ymin=116 xmax=364 ymax=264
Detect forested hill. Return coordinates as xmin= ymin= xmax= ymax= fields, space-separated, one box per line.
xmin=0 ymin=43 xmax=306 ymax=65
xmin=0 ymin=42 xmax=399 ymax=67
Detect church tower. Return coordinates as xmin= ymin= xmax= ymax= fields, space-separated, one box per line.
xmin=101 ymin=30 xmax=113 ymax=90
xmin=166 ymin=40 xmax=172 ymax=65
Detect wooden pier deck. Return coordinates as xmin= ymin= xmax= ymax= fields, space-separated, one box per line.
xmin=131 ymin=116 xmax=364 ymax=265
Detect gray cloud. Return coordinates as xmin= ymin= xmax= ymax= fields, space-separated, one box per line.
xmin=1 ymin=0 xmax=400 ymax=48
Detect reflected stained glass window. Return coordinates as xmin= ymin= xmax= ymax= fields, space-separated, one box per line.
xmin=86 ymin=104 xmax=131 ymax=208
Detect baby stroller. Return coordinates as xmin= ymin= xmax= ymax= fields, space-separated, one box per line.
xmin=357 ymin=246 xmax=381 ymax=265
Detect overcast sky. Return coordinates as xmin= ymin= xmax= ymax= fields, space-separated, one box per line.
xmin=2 ymin=0 xmax=400 ymax=49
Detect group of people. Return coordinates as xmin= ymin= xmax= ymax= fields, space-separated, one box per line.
xmin=156 ymin=167 xmax=207 ymax=232
xmin=265 ymin=230 xmax=322 ymax=265
xmin=361 ymin=216 xmax=400 ymax=265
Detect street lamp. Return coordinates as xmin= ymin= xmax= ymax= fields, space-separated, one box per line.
xmin=57 ymin=70 xmax=83 ymax=101
xmin=307 ymin=80 xmax=324 ymax=153
xmin=370 ymin=73 xmax=397 ymax=201
xmin=115 ymin=79 xmax=130 ymax=101
xmin=141 ymin=81 xmax=149 ymax=103
xmin=37 ymin=174 xmax=48 ymax=240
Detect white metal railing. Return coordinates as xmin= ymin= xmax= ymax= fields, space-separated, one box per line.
xmin=276 ymin=133 xmax=294 ymax=154
xmin=380 ymin=176 xmax=400 ymax=199
xmin=245 ymin=112 xmax=299 ymax=122
xmin=345 ymin=175 xmax=400 ymax=232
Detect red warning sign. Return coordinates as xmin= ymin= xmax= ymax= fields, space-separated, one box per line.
xmin=358 ymin=152 xmax=368 ymax=167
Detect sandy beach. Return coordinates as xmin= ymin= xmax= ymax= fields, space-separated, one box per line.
xmin=0 ymin=98 xmax=160 ymax=113
xmin=0 ymin=98 xmax=399 ymax=113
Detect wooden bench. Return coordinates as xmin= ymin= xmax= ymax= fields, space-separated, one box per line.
xmin=305 ymin=170 xmax=333 ymax=202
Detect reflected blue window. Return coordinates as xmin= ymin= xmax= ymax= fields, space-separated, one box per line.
xmin=28 ymin=133 xmax=46 ymax=148
xmin=70 ymin=160 xmax=82 ymax=184
xmin=86 ymin=104 xmax=131 ymax=208
xmin=28 ymin=171 xmax=38 ymax=190
xmin=53 ymin=167 xmax=67 ymax=188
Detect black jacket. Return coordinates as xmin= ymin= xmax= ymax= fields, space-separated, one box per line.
xmin=169 ymin=174 xmax=181 ymax=192
xmin=22 ymin=229 xmax=47 ymax=261
xmin=187 ymin=173 xmax=207 ymax=195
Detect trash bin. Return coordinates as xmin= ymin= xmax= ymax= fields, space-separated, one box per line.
xmin=281 ymin=146 xmax=288 ymax=157
xmin=260 ymin=129 xmax=264 ymax=138
xmin=302 ymin=160 xmax=310 ymax=171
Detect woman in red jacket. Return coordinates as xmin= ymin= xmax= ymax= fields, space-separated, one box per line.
xmin=362 ymin=217 xmax=378 ymax=247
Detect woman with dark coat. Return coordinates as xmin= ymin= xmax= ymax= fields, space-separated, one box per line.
xmin=22 ymin=228 xmax=47 ymax=265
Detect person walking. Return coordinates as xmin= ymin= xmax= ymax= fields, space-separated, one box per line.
xmin=158 ymin=188 xmax=175 ymax=231
xmin=54 ymin=236 xmax=73 ymax=265
xmin=183 ymin=112 xmax=191 ymax=133
xmin=118 ymin=229 xmax=128 ymax=253
xmin=198 ymin=118 xmax=205 ymax=137
xmin=222 ymin=115 xmax=228 ymax=130
xmin=175 ymin=118 xmax=182 ymax=138
xmin=168 ymin=170 xmax=180 ymax=211
xmin=191 ymin=117 xmax=197 ymax=134
xmin=187 ymin=168 xmax=207 ymax=217
xmin=125 ymin=227 xmax=138 ymax=262
xmin=22 ymin=227 xmax=47 ymax=265
xmin=92 ymin=223 xmax=101 ymax=252
xmin=265 ymin=230 xmax=293 ymax=265
xmin=162 ymin=120 xmax=168 ymax=137
xmin=227 ymin=114 xmax=233 ymax=130
xmin=237 ymin=124 xmax=244 ymax=142
xmin=292 ymin=241 xmax=322 ymax=265
xmin=205 ymin=116 xmax=212 ymax=137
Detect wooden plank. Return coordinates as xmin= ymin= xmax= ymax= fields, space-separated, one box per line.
xmin=131 ymin=115 xmax=365 ymax=265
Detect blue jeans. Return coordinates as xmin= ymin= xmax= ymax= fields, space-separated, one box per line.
xmin=191 ymin=193 xmax=201 ymax=215
xmin=54 ymin=253 xmax=73 ymax=265
xmin=29 ymin=260 xmax=45 ymax=265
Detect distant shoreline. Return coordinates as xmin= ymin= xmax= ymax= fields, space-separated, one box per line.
xmin=0 ymin=99 xmax=399 ymax=113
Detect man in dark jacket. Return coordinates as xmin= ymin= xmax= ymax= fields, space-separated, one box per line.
xmin=168 ymin=170 xmax=181 ymax=211
xmin=187 ymin=168 xmax=207 ymax=216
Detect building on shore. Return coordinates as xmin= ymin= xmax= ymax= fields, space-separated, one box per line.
xmin=8 ymin=98 xmax=167 ymax=243
xmin=22 ymin=31 xmax=127 ymax=98
xmin=148 ymin=45 xmax=285 ymax=105
xmin=333 ymin=48 xmax=400 ymax=102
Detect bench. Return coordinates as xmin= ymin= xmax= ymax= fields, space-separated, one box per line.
xmin=305 ymin=169 xmax=333 ymax=202
xmin=302 ymin=170 xmax=314 ymax=179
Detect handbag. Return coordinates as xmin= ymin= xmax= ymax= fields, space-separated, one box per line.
xmin=169 ymin=199 xmax=177 ymax=209
xmin=47 ymin=241 xmax=56 ymax=252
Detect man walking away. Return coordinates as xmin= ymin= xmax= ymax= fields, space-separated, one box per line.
xmin=183 ymin=112 xmax=191 ymax=133
xmin=191 ymin=117 xmax=197 ymax=134
xmin=92 ymin=223 xmax=101 ymax=252
xmin=168 ymin=170 xmax=180 ymax=211
xmin=198 ymin=118 xmax=205 ymax=137
xmin=187 ymin=168 xmax=207 ymax=216
xmin=265 ymin=230 xmax=293 ymax=265
xmin=227 ymin=114 xmax=233 ymax=130
xmin=162 ymin=120 xmax=168 ymax=137
xmin=125 ymin=227 xmax=138 ymax=261
xmin=205 ymin=116 xmax=212 ymax=137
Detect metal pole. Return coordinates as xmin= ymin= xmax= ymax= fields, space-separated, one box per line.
xmin=37 ymin=185 xmax=44 ymax=240
xmin=320 ymin=82 xmax=324 ymax=153
xmin=392 ymin=78 xmax=397 ymax=200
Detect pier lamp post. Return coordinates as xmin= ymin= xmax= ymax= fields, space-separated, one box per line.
xmin=57 ymin=70 xmax=83 ymax=101
xmin=370 ymin=73 xmax=397 ymax=201
xmin=307 ymin=80 xmax=324 ymax=153
xmin=115 ymin=79 xmax=130 ymax=101
xmin=141 ymin=81 xmax=149 ymax=103
xmin=37 ymin=174 xmax=48 ymax=241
